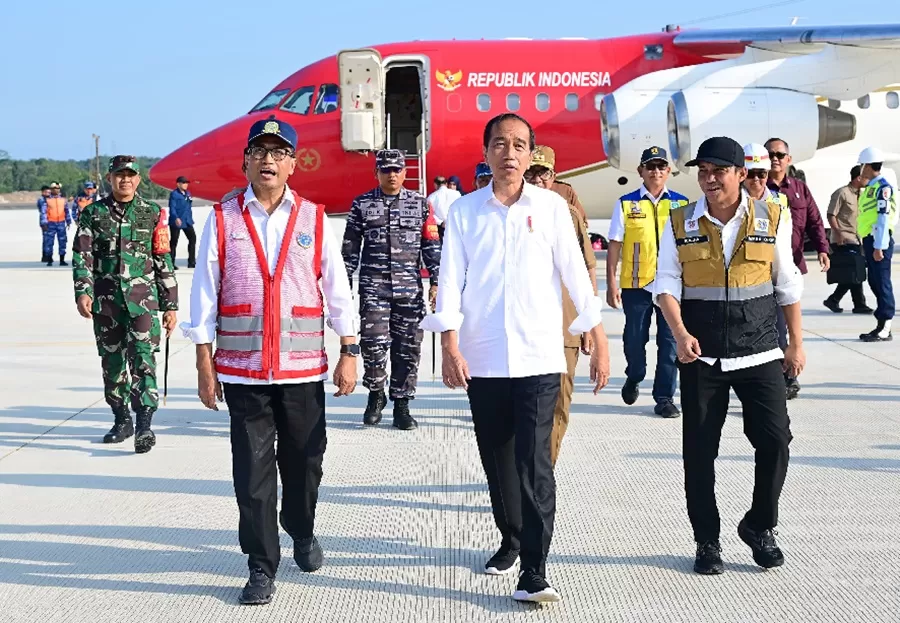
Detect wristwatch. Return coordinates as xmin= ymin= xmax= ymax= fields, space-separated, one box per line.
xmin=340 ymin=344 xmax=360 ymax=357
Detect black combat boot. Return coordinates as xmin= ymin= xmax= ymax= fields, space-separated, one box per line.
xmin=134 ymin=408 xmax=156 ymax=454
xmin=392 ymin=398 xmax=417 ymax=431
xmin=363 ymin=390 xmax=387 ymax=426
xmin=59 ymin=255 xmax=68 ymax=266
xmin=103 ymin=406 xmax=134 ymax=444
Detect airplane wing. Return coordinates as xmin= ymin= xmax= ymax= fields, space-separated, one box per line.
xmin=673 ymin=24 xmax=900 ymax=57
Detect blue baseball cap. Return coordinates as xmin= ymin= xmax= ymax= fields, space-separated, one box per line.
xmin=84 ymin=181 xmax=95 ymax=189
xmin=640 ymin=146 xmax=669 ymax=165
xmin=475 ymin=162 xmax=492 ymax=178
xmin=247 ymin=114 xmax=297 ymax=150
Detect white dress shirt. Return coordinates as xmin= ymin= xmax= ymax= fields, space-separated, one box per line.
xmin=420 ymin=181 xmax=603 ymax=378
xmin=608 ymin=184 xmax=673 ymax=294
xmin=426 ymin=185 xmax=462 ymax=225
xmin=180 ymin=184 xmax=359 ymax=385
xmin=653 ymin=189 xmax=803 ymax=371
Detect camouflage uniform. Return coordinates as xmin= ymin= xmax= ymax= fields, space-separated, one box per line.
xmin=72 ymin=156 xmax=178 ymax=452
xmin=342 ymin=152 xmax=441 ymax=415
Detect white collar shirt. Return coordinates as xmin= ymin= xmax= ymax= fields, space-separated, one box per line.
xmin=427 ymin=185 xmax=462 ymax=225
xmin=421 ymin=180 xmax=603 ymax=378
xmin=652 ymin=189 xmax=803 ymax=371
xmin=179 ymin=184 xmax=358 ymax=384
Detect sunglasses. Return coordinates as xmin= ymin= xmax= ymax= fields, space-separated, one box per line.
xmin=746 ymin=169 xmax=769 ymax=179
xmin=641 ymin=161 xmax=668 ymax=171
xmin=768 ymin=151 xmax=788 ymax=160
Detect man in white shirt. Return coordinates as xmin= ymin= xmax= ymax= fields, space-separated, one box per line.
xmin=426 ymin=174 xmax=462 ymax=238
xmin=422 ymin=113 xmax=609 ymax=604
xmin=180 ymin=116 xmax=359 ymax=606
xmin=654 ymin=136 xmax=805 ymax=577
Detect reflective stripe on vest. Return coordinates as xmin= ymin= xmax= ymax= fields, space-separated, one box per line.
xmin=217 ymin=334 xmax=325 ymax=352
xmin=620 ymin=195 xmax=683 ymax=289
xmin=683 ymin=282 xmax=774 ymax=301
xmin=46 ymin=197 xmax=66 ymax=222
xmin=219 ymin=315 xmax=325 ymax=333
xmin=858 ymin=180 xmax=897 ymax=238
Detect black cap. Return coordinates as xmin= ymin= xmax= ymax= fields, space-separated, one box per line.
xmin=685 ymin=137 xmax=745 ymax=168
xmin=640 ymin=146 xmax=668 ymax=164
xmin=176 ymin=176 xmax=190 ymax=184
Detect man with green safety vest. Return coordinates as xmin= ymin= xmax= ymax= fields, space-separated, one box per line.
xmin=606 ymin=146 xmax=688 ymax=418
xmin=856 ymin=146 xmax=898 ymax=342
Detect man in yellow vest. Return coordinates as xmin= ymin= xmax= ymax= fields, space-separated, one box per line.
xmin=654 ymin=136 xmax=805 ymax=575
xmin=607 ymin=146 xmax=687 ymax=418
xmin=856 ymin=146 xmax=897 ymax=342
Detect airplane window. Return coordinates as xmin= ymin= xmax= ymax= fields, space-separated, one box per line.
xmin=565 ymin=93 xmax=579 ymax=111
xmin=315 ymin=83 xmax=340 ymax=114
xmin=249 ymin=88 xmax=289 ymax=113
xmin=858 ymin=95 xmax=870 ymax=109
xmin=506 ymin=94 xmax=520 ymax=112
xmin=536 ymin=93 xmax=550 ymax=112
xmin=477 ymin=93 xmax=491 ymax=112
xmin=594 ymin=93 xmax=606 ymax=110
xmin=887 ymin=92 xmax=899 ymax=109
xmin=280 ymin=86 xmax=315 ymax=115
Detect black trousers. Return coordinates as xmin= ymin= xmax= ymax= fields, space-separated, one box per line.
xmin=170 ymin=224 xmax=197 ymax=266
xmin=223 ymin=381 xmax=327 ymax=579
xmin=679 ymin=359 xmax=792 ymax=543
xmin=466 ymin=374 xmax=560 ymax=576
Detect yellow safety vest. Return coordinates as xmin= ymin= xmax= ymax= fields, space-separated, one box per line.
xmin=670 ymin=197 xmax=782 ymax=359
xmin=620 ymin=194 xmax=685 ymax=288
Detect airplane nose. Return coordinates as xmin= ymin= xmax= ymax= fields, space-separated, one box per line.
xmin=150 ymin=132 xmax=220 ymax=190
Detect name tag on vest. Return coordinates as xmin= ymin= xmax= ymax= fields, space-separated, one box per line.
xmin=676 ymin=235 xmax=709 ymax=246
xmin=745 ymin=234 xmax=775 ymax=244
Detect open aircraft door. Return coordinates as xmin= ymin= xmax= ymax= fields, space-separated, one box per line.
xmin=338 ymin=49 xmax=386 ymax=152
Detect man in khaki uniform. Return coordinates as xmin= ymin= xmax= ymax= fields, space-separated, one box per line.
xmin=823 ymin=165 xmax=873 ymax=313
xmin=525 ymin=145 xmax=597 ymax=466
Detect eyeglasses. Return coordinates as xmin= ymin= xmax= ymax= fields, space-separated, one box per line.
xmin=768 ymin=151 xmax=788 ymax=160
xmin=746 ymin=169 xmax=769 ymax=179
xmin=525 ymin=168 xmax=554 ymax=181
xmin=245 ymin=146 xmax=294 ymax=161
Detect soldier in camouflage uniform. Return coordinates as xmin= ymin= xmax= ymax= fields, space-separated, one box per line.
xmin=342 ymin=149 xmax=442 ymax=430
xmin=72 ymin=155 xmax=179 ymax=454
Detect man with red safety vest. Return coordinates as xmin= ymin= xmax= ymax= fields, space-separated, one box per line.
xmin=182 ymin=115 xmax=359 ymax=607
xmin=38 ymin=181 xmax=72 ymax=266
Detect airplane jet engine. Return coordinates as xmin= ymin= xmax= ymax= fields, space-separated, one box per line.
xmin=667 ymin=88 xmax=857 ymax=172
xmin=600 ymin=90 xmax=672 ymax=171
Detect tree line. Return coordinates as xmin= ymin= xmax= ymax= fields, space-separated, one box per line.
xmin=0 ymin=150 xmax=171 ymax=199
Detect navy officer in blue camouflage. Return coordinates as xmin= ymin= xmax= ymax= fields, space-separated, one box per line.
xmin=342 ymin=149 xmax=442 ymax=430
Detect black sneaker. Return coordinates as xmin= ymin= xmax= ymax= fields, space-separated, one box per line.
xmin=512 ymin=568 xmax=561 ymax=603
xmin=693 ymin=540 xmax=724 ymax=575
xmin=392 ymin=398 xmax=418 ymax=430
xmin=654 ymin=399 xmax=680 ymax=418
xmin=738 ymin=519 xmax=784 ymax=569
xmin=852 ymin=305 xmax=873 ymax=314
xmin=293 ymin=536 xmax=324 ymax=572
xmin=484 ymin=544 xmax=520 ymax=575
xmin=363 ymin=390 xmax=387 ymax=425
xmin=621 ymin=379 xmax=639 ymax=405
xmin=823 ymin=298 xmax=842 ymax=313
xmin=239 ymin=568 xmax=275 ymax=605
xmin=785 ymin=378 xmax=800 ymax=401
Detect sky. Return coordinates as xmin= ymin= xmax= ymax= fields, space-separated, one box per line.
xmin=3 ymin=0 xmax=900 ymax=161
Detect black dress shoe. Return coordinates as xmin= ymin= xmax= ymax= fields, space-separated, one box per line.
xmin=294 ymin=536 xmax=323 ymax=572
xmin=621 ymin=379 xmax=639 ymax=405
xmin=823 ymin=298 xmax=842 ymax=313
xmin=363 ymin=390 xmax=387 ymax=425
xmin=392 ymin=398 xmax=418 ymax=430
xmin=852 ymin=305 xmax=873 ymax=314
xmin=693 ymin=540 xmax=724 ymax=575
xmin=239 ymin=568 xmax=275 ymax=605
xmin=738 ymin=519 xmax=784 ymax=569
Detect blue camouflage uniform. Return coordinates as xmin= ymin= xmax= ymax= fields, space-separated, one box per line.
xmin=342 ymin=149 xmax=442 ymax=402
xmin=39 ymin=188 xmax=72 ymax=264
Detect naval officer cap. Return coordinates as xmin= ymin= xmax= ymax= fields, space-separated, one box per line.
xmin=685 ymin=137 xmax=745 ymax=168
xmin=247 ymin=114 xmax=298 ymax=150
xmin=376 ymin=149 xmax=406 ymax=171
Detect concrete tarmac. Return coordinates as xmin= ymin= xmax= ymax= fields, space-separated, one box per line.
xmin=0 ymin=207 xmax=898 ymax=622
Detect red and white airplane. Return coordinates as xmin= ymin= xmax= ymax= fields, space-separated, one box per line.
xmin=149 ymin=23 xmax=900 ymax=220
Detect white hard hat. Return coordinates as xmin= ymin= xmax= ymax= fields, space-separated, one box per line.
xmin=742 ymin=143 xmax=770 ymax=170
xmin=858 ymin=146 xmax=886 ymax=164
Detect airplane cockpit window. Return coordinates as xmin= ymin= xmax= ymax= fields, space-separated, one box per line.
xmin=280 ymin=86 xmax=315 ymax=115
xmin=314 ymin=84 xmax=340 ymax=114
xmin=249 ymin=88 xmax=289 ymax=113
xmin=644 ymin=44 xmax=663 ymax=60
